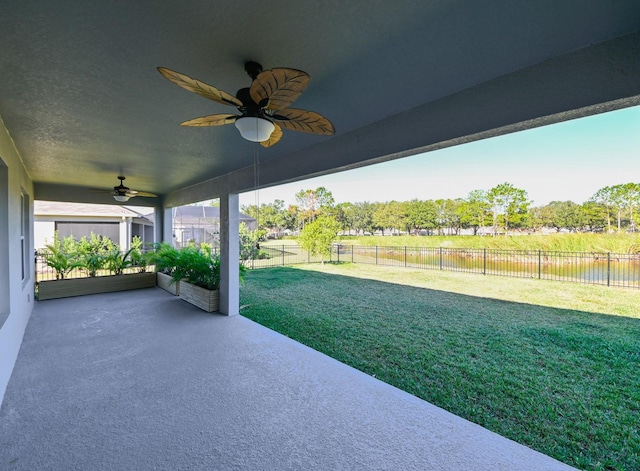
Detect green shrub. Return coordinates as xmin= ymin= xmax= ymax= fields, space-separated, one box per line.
xmin=129 ymin=236 xmax=151 ymax=273
xmin=172 ymin=244 xmax=220 ymax=290
xmin=171 ymin=244 xmax=246 ymax=290
xmin=76 ymin=233 xmax=110 ymax=277
xmin=105 ymin=247 xmax=135 ymax=275
xmin=44 ymin=231 xmax=81 ymax=279
xmin=149 ymin=242 xmax=180 ymax=275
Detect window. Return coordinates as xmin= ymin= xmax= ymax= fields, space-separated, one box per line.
xmin=0 ymin=160 xmax=8 ymax=326
xmin=21 ymin=191 xmax=29 ymax=282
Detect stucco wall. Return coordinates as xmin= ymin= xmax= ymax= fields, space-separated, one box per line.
xmin=0 ymin=114 xmax=34 ymax=405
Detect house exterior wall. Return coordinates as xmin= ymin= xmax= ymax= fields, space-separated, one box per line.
xmin=34 ymin=220 xmax=54 ymax=249
xmin=0 ymin=114 xmax=34 ymax=404
xmin=34 ymin=215 xmax=125 ymax=249
xmin=34 ymin=212 xmax=154 ymax=250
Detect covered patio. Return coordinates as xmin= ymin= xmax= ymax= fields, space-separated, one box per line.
xmin=1 ymin=2 xmax=640 ymax=468
xmin=0 ymin=288 xmax=574 ymax=470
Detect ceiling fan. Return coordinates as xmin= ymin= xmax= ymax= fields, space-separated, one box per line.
xmin=157 ymin=61 xmax=335 ymax=147
xmin=92 ymin=176 xmax=158 ymax=202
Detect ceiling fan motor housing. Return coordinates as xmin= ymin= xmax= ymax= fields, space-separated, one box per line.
xmin=244 ymin=61 xmax=263 ymax=80
xmin=235 ymin=88 xmax=268 ymax=118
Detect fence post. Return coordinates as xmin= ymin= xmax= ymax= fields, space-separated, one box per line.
xmin=282 ymin=245 xmax=285 ymax=266
xmin=439 ymin=247 xmax=443 ymax=270
xmin=538 ymin=250 xmax=541 ymax=279
xmin=336 ymin=244 xmax=340 ymax=263
xmin=404 ymin=246 xmax=407 ymax=267
xmin=483 ymin=248 xmax=486 ymax=275
xmin=607 ymin=252 xmax=611 ymax=287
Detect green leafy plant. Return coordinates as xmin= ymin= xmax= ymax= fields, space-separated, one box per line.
xmin=172 ymin=244 xmax=220 ymax=290
xmin=149 ymin=242 xmax=180 ymax=275
xmin=105 ymin=247 xmax=135 ymax=275
xmin=298 ymin=215 xmax=341 ymax=264
xmin=171 ymin=244 xmax=246 ymax=290
xmin=76 ymin=233 xmax=110 ymax=277
xmin=239 ymin=222 xmax=269 ymax=266
xmin=129 ymin=236 xmax=151 ymax=273
xmin=44 ymin=231 xmax=81 ymax=279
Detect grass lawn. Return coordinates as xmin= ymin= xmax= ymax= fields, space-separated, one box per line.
xmin=240 ymin=263 xmax=640 ymax=471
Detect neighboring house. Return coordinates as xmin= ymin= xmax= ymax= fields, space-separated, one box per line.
xmin=34 ymin=201 xmax=155 ymax=250
xmin=167 ymin=205 xmax=257 ymax=248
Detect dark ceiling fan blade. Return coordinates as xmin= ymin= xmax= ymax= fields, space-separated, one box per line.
xmin=180 ymin=114 xmax=239 ymax=127
xmin=250 ymin=68 xmax=310 ymax=111
xmin=90 ymin=176 xmax=157 ymax=199
xmin=260 ymin=123 xmax=283 ymax=148
xmin=158 ymin=67 xmax=243 ymax=107
xmin=272 ymin=108 xmax=335 ymax=135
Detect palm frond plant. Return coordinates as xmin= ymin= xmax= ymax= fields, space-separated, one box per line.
xmin=170 ymin=244 xmax=246 ymax=312
xmin=43 ymin=232 xmax=81 ymax=280
xmin=76 ymin=233 xmax=110 ymax=277
xmin=105 ymin=247 xmax=135 ymax=276
xmin=150 ymin=242 xmax=180 ymax=275
xmin=129 ymin=236 xmax=152 ymax=273
xmin=172 ymin=244 xmax=220 ymax=290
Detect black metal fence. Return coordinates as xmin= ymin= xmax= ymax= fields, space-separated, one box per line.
xmin=36 ymin=245 xmax=640 ymax=289
xmin=35 ymin=250 xmax=152 ymax=282
xmin=252 ymin=245 xmax=640 ymax=289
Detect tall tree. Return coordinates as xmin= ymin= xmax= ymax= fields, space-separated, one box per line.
xmin=458 ymin=190 xmax=491 ymax=235
xmin=581 ymin=201 xmax=608 ymax=233
xmin=487 ymin=182 xmax=530 ymax=235
xmin=435 ymin=199 xmax=463 ymax=235
xmin=619 ymin=182 xmax=640 ymax=232
xmin=294 ymin=187 xmax=335 ymax=228
xmin=241 ymin=200 xmax=287 ymax=235
xmin=349 ymin=202 xmax=376 ymax=235
xmin=373 ymin=201 xmax=407 ymax=235
xmin=590 ymin=185 xmax=624 ymax=232
xmin=330 ymin=202 xmax=352 ymax=233
xmin=539 ymin=201 xmax=584 ymax=232
xmin=405 ymin=199 xmax=438 ymax=234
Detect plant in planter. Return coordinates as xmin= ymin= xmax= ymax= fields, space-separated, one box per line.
xmin=150 ymin=242 xmax=180 ymax=275
xmin=129 ymin=237 xmax=152 ymax=273
xmin=149 ymin=242 xmax=181 ymax=294
xmin=38 ymin=233 xmax=155 ymax=301
xmin=43 ymin=231 xmax=81 ymax=280
xmin=76 ymin=233 xmax=109 ymax=277
xmin=105 ymin=246 xmax=135 ymax=275
xmin=171 ymin=244 xmax=246 ymax=312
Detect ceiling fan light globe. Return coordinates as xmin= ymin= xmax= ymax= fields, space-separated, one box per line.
xmin=235 ymin=117 xmax=275 ymax=142
xmin=113 ymin=194 xmax=130 ymax=202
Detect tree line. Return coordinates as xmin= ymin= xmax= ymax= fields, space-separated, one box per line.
xmin=241 ymin=182 xmax=640 ymax=236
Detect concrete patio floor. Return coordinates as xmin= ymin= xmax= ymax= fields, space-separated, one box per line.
xmin=0 ymin=288 xmax=576 ymax=470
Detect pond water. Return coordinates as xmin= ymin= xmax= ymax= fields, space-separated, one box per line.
xmin=334 ymin=246 xmax=640 ymax=288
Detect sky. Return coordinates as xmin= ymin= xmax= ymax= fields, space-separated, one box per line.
xmin=239 ymin=105 xmax=640 ymax=209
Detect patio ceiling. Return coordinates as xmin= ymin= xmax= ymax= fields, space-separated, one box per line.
xmin=1 ymin=1 xmax=640 ymax=207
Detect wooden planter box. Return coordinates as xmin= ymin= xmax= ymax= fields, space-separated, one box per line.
xmin=156 ymin=272 xmax=179 ymax=296
xmin=179 ymin=281 xmax=220 ymax=312
xmin=38 ymin=272 xmax=157 ymax=301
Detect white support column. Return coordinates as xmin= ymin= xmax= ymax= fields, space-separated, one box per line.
xmin=156 ymin=207 xmax=173 ymax=245
xmin=119 ymin=217 xmax=131 ymax=250
xmin=219 ymin=193 xmax=239 ymax=316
